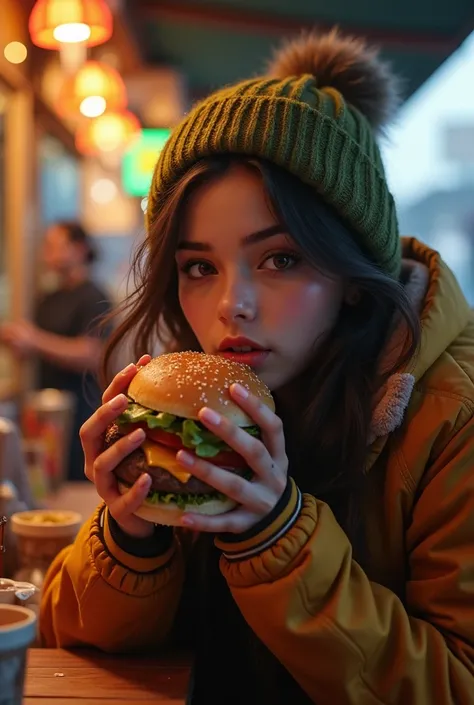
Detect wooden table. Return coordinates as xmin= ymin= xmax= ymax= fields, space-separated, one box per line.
xmin=24 ymin=648 xmax=192 ymax=704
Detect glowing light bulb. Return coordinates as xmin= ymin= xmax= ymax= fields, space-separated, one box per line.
xmin=80 ymin=96 xmax=106 ymax=118
xmin=53 ymin=23 xmax=91 ymax=43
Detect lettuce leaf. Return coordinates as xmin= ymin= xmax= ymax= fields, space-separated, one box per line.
xmin=147 ymin=489 xmax=228 ymax=510
xmin=117 ymin=400 xmax=259 ymax=459
xmin=118 ymin=403 xmax=151 ymax=423
xmin=117 ymin=405 xmax=179 ymax=431
xmin=178 ymin=419 xmax=230 ymax=458
xmin=118 ymin=478 xmax=228 ymax=510
xmin=146 ymin=412 xmax=180 ymax=431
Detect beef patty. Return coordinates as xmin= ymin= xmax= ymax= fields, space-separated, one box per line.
xmin=105 ymin=424 xmax=247 ymax=495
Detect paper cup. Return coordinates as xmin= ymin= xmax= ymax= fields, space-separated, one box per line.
xmin=11 ymin=510 xmax=82 ymax=589
xmin=0 ymin=605 xmax=36 ymax=705
xmin=10 ymin=509 xmax=82 ymax=540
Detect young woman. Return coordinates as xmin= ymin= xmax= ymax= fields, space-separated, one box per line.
xmin=39 ymin=30 xmax=474 ymax=704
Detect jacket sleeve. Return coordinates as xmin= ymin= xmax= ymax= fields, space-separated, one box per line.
xmin=40 ymin=504 xmax=185 ymax=652
xmin=215 ymin=418 xmax=474 ymax=704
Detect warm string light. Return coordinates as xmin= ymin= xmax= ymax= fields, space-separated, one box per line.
xmin=29 ymin=1 xmax=141 ymax=160
xmin=76 ymin=110 xmax=141 ymax=155
xmin=56 ymin=61 xmax=127 ymax=119
xmin=29 ymin=0 xmax=112 ymax=50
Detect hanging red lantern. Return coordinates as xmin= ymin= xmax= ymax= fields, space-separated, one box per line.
xmin=29 ymin=0 xmax=113 ymax=50
xmin=76 ymin=110 xmax=141 ymax=155
xmin=56 ymin=61 xmax=127 ymax=119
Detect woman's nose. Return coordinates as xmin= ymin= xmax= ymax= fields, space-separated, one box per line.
xmin=217 ymin=278 xmax=257 ymax=323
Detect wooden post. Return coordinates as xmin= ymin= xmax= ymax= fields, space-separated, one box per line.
xmin=4 ymin=87 xmax=36 ymax=396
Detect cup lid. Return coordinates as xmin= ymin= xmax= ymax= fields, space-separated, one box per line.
xmin=0 ymin=579 xmax=38 ymax=600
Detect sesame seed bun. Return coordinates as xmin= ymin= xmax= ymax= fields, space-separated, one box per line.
xmin=128 ymin=351 xmax=275 ymax=427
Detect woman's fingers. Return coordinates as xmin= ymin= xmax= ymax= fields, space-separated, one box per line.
xmin=79 ymin=353 xmax=155 ymax=538
xmin=230 ymin=384 xmax=286 ymax=459
xmin=101 ymin=354 xmax=151 ymax=405
xmin=177 ymin=451 xmax=276 ymax=515
xmin=197 ymin=406 xmax=275 ymax=482
xmin=90 ymin=428 xmax=146 ymax=501
xmin=86 ymin=426 xmax=154 ymax=538
xmin=136 ymin=353 xmax=152 ymax=368
xmin=86 ymin=354 xmax=152 ymax=468
xmin=102 ymin=364 xmax=136 ymax=405
xmin=108 ymin=472 xmax=152 ymax=526
xmin=189 ymin=387 xmax=288 ymax=524
xmin=80 ymin=394 xmax=129 ymax=467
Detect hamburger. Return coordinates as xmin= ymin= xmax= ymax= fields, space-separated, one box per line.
xmin=107 ymin=352 xmax=275 ymax=526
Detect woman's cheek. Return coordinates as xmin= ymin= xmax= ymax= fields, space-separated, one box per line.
xmin=273 ymin=281 xmax=343 ymax=330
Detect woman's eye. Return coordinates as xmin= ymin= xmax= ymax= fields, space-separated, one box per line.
xmin=261 ymin=252 xmax=300 ymax=271
xmin=180 ymin=260 xmax=216 ymax=279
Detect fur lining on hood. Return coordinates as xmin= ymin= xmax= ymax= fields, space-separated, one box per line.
xmin=367 ymin=259 xmax=429 ymax=445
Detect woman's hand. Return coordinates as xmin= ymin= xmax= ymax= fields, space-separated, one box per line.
xmin=177 ymin=383 xmax=288 ymax=533
xmin=80 ymin=354 xmax=154 ymax=539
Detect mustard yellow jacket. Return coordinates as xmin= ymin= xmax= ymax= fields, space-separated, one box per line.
xmin=40 ymin=238 xmax=474 ymax=704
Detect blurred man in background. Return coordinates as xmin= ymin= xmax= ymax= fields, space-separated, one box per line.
xmin=0 ymin=221 xmax=112 ymax=481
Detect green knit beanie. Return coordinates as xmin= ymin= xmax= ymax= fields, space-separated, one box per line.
xmin=147 ymin=29 xmax=402 ymax=277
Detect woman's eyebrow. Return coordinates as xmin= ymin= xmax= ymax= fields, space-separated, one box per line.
xmin=177 ymin=224 xmax=285 ymax=252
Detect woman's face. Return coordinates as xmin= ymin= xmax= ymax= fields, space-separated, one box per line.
xmin=176 ymin=165 xmax=344 ymax=391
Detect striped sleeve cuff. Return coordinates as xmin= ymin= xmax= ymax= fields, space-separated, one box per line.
xmin=101 ymin=508 xmax=176 ymax=574
xmin=215 ymin=478 xmax=302 ymax=562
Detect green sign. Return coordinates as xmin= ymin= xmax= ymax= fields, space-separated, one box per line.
xmin=122 ymin=128 xmax=171 ymax=197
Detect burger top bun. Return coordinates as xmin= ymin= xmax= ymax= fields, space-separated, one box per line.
xmin=128 ymin=352 xmax=275 ymax=427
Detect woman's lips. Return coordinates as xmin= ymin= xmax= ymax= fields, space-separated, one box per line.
xmin=218 ymin=350 xmax=270 ymax=367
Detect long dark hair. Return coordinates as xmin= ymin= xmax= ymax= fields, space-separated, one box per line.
xmin=102 ymin=156 xmax=420 ymax=550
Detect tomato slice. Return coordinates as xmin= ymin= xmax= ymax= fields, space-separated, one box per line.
xmin=119 ymin=424 xmax=181 ymax=449
xmin=147 ymin=430 xmax=248 ymax=467
xmin=119 ymin=423 xmax=247 ymax=468
xmin=145 ymin=428 xmax=184 ymax=449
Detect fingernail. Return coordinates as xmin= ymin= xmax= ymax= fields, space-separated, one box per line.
xmin=200 ymin=407 xmax=221 ymax=425
xmin=129 ymin=428 xmax=146 ymax=443
xmin=181 ymin=516 xmax=194 ymax=527
xmin=232 ymin=383 xmax=248 ymax=399
xmin=178 ymin=450 xmax=195 ymax=466
xmin=138 ymin=473 xmax=151 ymax=489
xmin=110 ymin=394 xmax=127 ymax=410
xmin=122 ymin=363 xmax=136 ymax=375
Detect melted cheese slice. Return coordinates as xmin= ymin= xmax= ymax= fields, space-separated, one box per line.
xmin=142 ymin=440 xmax=192 ymax=484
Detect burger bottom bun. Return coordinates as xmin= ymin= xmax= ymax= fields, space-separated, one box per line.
xmin=117 ymin=481 xmax=237 ymax=527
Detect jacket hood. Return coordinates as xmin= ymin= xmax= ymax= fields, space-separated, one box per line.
xmin=368 ymin=237 xmax=472 ymax=445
